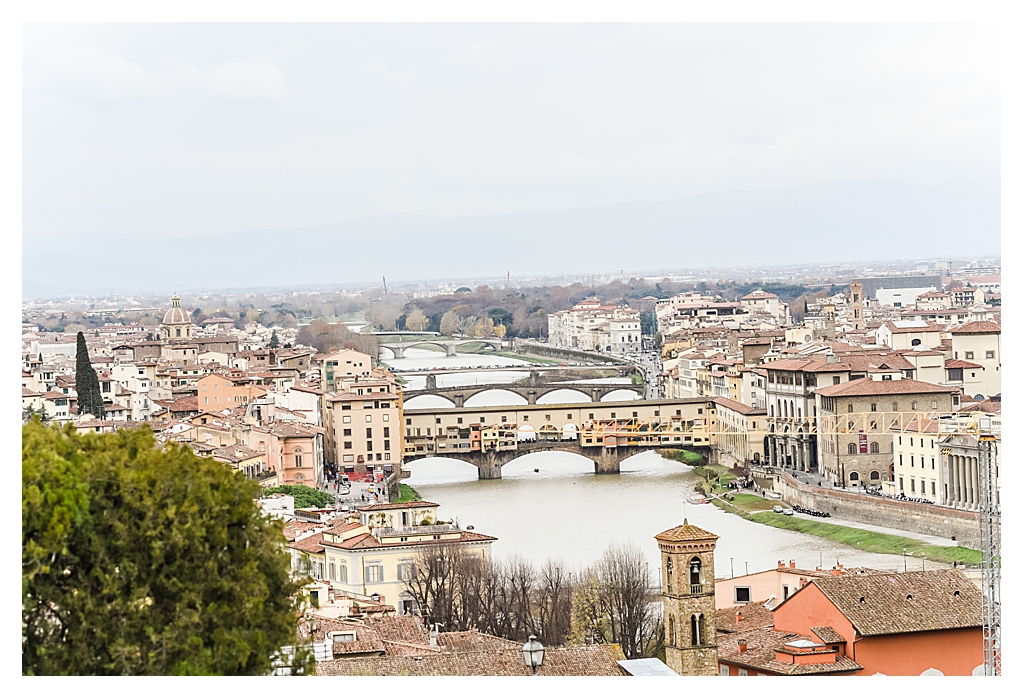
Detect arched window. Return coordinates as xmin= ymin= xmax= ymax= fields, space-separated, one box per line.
xmin=847 ymin=443 xmax=857 ymax=455
xmin=849 ymin=471 xmax=859 ymax=481
xmin=666 ymin=557 xmax=673 ymax=595
xmin=669 ymin=616 xmax=676 ymax=646
xmin=870 ymin=470 xmax=880 ymax=480
xmin=295 ymin=474 xmax=304 ymax=482
xmin=869 ymin=441 xmax=879 ymax=454
xmin=691 ymin=614 xmax=703 ymax=646
xmin=911 ymin=338 xmax=922 ymax=346
xmin=689 ymin=557 xmax=702 ymax=587
xmin=892 ymin=402 xmax=899 ymax=412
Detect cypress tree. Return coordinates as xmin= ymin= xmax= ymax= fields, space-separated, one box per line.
xmin=268 ymin=330 xmax=279 ymax=349
xmin=75 ymin=331 xmax=105 ymax=419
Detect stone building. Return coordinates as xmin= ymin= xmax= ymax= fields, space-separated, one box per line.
xmin=814 ymin=377 xmax=958 ymax=488
xmin=656 ymin=520 xmax=719 ymax=676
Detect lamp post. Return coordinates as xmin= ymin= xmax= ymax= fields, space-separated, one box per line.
xmin=903 ymin=547 xmax=907 ymax=572
xmin=522 ymin=635 xmax=545 ymax=676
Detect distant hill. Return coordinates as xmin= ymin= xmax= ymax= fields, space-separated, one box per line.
xmin=22 ymin=178 xmax=1000 ymax=295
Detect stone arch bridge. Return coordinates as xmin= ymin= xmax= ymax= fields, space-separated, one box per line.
xmin=402 ymin=381 xmax=644 ymax=407
xmin=403 ymin=438 xmax=712 ymax=480
xmin=379 ymin=338 xmax=502 ymax=359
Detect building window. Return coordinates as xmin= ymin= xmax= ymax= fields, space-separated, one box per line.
xmin=870 ymin=403 xmax=877 ymax=412
xmin=847 ymin=403 xmax=853 ymax=413
xmin=720 ymin=665 xmax=729 ymax=676
xmin=295 ymin=454 xmax=303 ymax=467
xmin=892 ymin=402 xmax=898 ymax=412
xmin=986 ymin=351 xmax=995 ymax=359
xmin=870 ymin=442 xmax=879 ymax=454
xmin=738 ymin=668 xmax=748 ymax=676
xmin=690 ymin=614 xmax=703 ymax=646
xmin=365 ymin=562 xmax=384 ymax=583
xmin=833 ymin=376 xmax=841 ymax=385
xmin=870 ymin=470 xmax=880 ymax=480
xmin=848 ymin=443 xmax=857 ymax=455
xmin=899 ymin=476 xmax=904 ymax=492
xmin=734 ymin=586 xmax=751 ymax=603
xmin=343 ymin=429 xmax=351 ymax=436
xmin=965 ymin=352 xmax=974 ymax=360
xmin=849 ymin=471 xmax=859 ymax=481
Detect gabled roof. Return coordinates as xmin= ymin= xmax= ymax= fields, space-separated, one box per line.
xmin=809 ymin=569 xmax=981 ymax=637
xmin=814 ymin=377 xmax=956 ymax=397
xmin=950 ymin=321 xmax=1000 ymax=335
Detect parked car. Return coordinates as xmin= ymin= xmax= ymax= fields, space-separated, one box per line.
xmin=783 ymin=508 xmax=794 ymax=516
xmin=773 ymin=505 xmax=784 ymax=513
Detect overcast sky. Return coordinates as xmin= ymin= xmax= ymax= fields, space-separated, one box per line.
xmin=23 ymin=23 xmax=999 ymax=242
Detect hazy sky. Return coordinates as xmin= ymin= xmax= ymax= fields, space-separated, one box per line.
xmin=23 ymin=23 xmax=999 ymax=241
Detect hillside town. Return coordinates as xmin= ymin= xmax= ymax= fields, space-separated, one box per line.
xmin=20 ymin=259 xmax=1001 ymax=676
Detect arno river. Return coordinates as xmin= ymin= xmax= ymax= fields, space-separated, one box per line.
xmin=386 ymin=349 xmax=914 ymax=577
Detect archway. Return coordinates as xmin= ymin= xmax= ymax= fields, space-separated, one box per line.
xmin=463 ymin=389 xmax=529 ymax=407
xmin=517 ymin=424 xmax=537 ymax=441
xmin=562 ymin=423 xmax=579 ymax=441
xmin=402 ymin=456 xmax=483 ymax=486
xmin=599 ymin=389 xmax=640 ymax=402
xmin=500 ymin=450 xmax=599 ymax=477
xmin=403 ymin=394 xmax=457 ymax=410
xmin=537 ymin=388 xmax=593 ymax=404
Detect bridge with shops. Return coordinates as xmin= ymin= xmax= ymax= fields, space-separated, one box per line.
xmin=401 ymin=380 xmax=644 ymax=407
xmin=400 ymin=397 xmax=721 ymax=479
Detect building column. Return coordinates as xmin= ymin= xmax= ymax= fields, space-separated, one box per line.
xmin=942 ymin=456 xmax=951 ymax=506
xmin=950 ymin=456 xmax=959 ymax=507
xmin=972 ymin=456 xmax=981 ymax=510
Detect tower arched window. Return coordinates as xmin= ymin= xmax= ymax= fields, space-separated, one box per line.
xmin=669 ymin=616 xmax=676 ymax=646
xmin=691 ymin=613 xmax=703 ymax=646
xmin=666 ymin=557 xmax=673 ymax=595
xmin=689 ymin=557 xmax=701 ymax=587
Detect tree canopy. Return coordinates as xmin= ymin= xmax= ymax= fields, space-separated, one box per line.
xmin=22 ymin=421 xmax=309 ymax=675
xmin=260 ymin=484 xmax=334 ymax=509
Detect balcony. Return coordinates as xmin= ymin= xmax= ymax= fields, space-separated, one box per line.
xmin=689 ymin=583 xmax=704 ymax=595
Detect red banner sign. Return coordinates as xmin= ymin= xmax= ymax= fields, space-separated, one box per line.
xmin=859 ymin=432 xmax=868 ymax=454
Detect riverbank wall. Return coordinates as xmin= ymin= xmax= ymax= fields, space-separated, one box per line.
xmin=511 ymin=339 xmax=630 ymax=365
xmin=754 ymin=467 xmax=982 ymax=548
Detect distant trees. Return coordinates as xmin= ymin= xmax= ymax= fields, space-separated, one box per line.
xmin=403 ymin=541 xmax=659 ymax=658
xmin=405 ymin=308 xmax=429 ymax=333
xmin=439 ymin=310 xmax=460 ymax=336
xmin=296 ymin=320 xmax=378 ymax=357
xmin=22 ymin=422 xmax=310 ymax=675
xmin=74 ymin=331 xmax=104 ymax=419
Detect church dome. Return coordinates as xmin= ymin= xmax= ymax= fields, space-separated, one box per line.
xmin=163 ymin=295 xmax=190 ymax=325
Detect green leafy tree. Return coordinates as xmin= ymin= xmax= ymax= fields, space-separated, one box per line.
xmin=268 ymin=331 xmax=280 ymax=349
xmin=260 ymin=485 xmax=334 ymax=509
xmin=22 ymin=421 xmax=311 ymax=675
xmin=74 ymin=331 xmax=104 ymax=419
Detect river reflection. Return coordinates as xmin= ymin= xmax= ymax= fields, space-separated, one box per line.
xmin=405 ymin=450 xmax=918 ymax=578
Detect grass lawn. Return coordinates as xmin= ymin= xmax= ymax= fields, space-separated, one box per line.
xmin=725 ymin=493 xmax=777 ymax=512
xmin=748 ymin=512 xmax=981 ymax=566
xmin=394 ymin=483 xmax=422 ymax=503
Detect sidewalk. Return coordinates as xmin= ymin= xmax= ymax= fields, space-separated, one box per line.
xmin=788 ymin=510 xmax=960 ymax=548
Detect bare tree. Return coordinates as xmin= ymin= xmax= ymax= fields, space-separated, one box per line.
xmin=535 ymin=559 xmax=574 ymax=646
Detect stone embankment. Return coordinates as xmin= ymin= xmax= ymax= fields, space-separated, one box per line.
xmin=753 ymin=467 xmax=982 ymax=549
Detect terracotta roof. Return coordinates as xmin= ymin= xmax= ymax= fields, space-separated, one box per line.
xmin=717 ymin=603 xmax=775 ymax=633
xmin=810 ymin=626 xmax=846 ymax=644
xmin=288 ymin=532 xmax=326 ymax=554
xmin=316 ymin=644 xmax=629 ymax=676
xmin=713 ymin=397 xmax=765 ymax=416
xmin=880 ymin=321 xmax=944 ymax=334
xmin=814 ymin=377 xmax=956 ymax=397
xmin=945 ymin=359 xmax=982 ymax=369
xmin=327 ymin=392 xmax=400 ymax=403
xmin=655 ymin=519 xmax=719 ymax=543
xmin=717 ymin=628 xmax=862 ymax=675
xmin=282 ymin=521 xmax=322 ymax=542
xmin=808 ymin=569 xmax=981 ymax=636
xmin=950 ymin=321 xmax=1000 ymax=334
xmin=358 ymin=501 xmax=439 ymax=512
xmin=436 ymin=631 xmax=520 ymax=653
xmin=329 ymin=530 xmax=497 ymax=551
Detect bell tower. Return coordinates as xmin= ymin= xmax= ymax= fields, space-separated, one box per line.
xmin=849 ymin=282 xmax=864 ymax=332
xmin=656 ymin=519 xmax=719 ymax=676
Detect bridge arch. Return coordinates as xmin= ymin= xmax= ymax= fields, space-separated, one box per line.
xmin=517 ymin=424 xmax=536 ymax=441
xmin=599 ymin=389 xmax=641 ymax=402
xmin=536 ymin=388 xmax=594 ymax=404
xmin=403 ymin=394 xmax=457 ymax=409
xmin=463 ymin=389 xmax=529 ymax=407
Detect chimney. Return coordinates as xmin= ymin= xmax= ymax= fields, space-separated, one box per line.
xmin=736 ymin=611 xmax=743 ymax=623
xmin=789 ymin=560 xmax=796 ymax=569
xmin=738 ymin=639 xmax=748 ymax=653
xmin=778 ymin=561 xmax=785 ymax=569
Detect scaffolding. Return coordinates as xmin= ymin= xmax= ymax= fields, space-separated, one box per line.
xmin=978 ymin=434 xmax=1001 ymax=675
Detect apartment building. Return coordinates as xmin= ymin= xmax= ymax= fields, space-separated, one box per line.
xmin=548 ymin=301 xmax=642 ymax=354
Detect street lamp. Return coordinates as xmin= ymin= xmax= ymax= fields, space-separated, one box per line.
xmin=903 ymin=547 xmax=907 ymax=572
xmin=522 ymin=635 xmax=545 ymax=676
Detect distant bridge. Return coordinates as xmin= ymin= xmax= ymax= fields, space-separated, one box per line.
xmin=402 ymin=381 xmax=644 ymax=407
xmin=379 ymin=338 xmax=503 ymax=359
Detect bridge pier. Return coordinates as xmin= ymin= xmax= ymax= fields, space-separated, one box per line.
xmin=478 ymin=450 xmax=504 ymax=479
xmin=593 ymin=448 xmax=622 ymax=475
xmin=526 ymin=390 xmax=538 ymax=405
xmin=445 ymin=344 xmax=457 ymax=357
xmin=391 ymin=346 xmax=406 ymax=359
xmin=426 ymin=373 xmax=438 ymax=390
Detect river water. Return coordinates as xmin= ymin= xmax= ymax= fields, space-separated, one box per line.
xmin=385 ymin=350 xmax=915 ymax=578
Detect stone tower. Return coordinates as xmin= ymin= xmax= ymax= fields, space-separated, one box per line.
xmin=849 ymin=282 xmax=864 ymax=332
xmin=656 ymin=519 xmax=719 ymax=676
xmin=822 ymin=303 xmax=836 ymax=341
